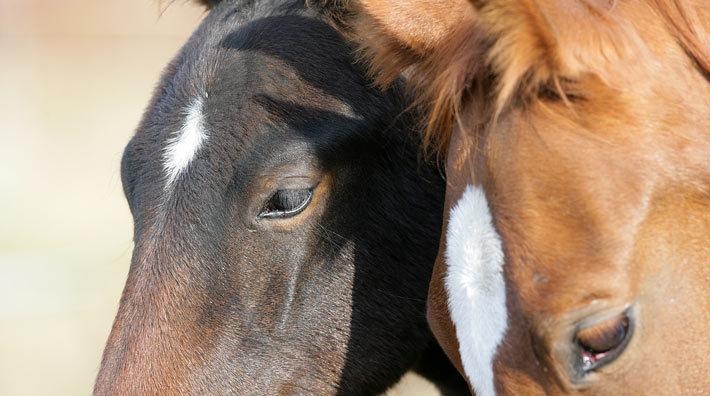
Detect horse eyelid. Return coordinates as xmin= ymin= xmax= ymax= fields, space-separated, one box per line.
xmin=258 ymin=188 xmax=313 ymax=219
xmin=573 ymin=309 xmax=634 ymax=374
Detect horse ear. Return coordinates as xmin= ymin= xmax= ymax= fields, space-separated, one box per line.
xmin=193 ymin=0 xmax=221 ymax=8
xmin=315 ymin=0 xmax=477 ymax=86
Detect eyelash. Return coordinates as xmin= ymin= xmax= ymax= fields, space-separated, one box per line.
xmin=574 ymin=311 xmax=633 ymax=373
xmin=258 ymin=188 xmax=313 ymax=219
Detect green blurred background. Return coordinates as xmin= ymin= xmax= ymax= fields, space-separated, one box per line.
xmin=0 ymin=1 xmax=439 ymax=395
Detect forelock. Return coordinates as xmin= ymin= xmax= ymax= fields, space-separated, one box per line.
xmin=318 ymin=0 xmax=710 ymax=157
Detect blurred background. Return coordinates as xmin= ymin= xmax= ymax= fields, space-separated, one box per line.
xmin=0 ymin=1 xmax=438 ymax=395
xmin=0 ymin=1 xmax=204 ymax=394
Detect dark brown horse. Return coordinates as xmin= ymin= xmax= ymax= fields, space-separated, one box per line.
xmin=315 ymin=0 xmax=710 ymax=394
xmin=95 ymin=0 xmax=469 ymax=394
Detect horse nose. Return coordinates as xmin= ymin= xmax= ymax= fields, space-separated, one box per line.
xmin=93 ymin=255 xmax=208 ymax=394
xmin=94 ymin=240 xmax=330 ymax=393
xmin=94 ymin=304 xmax=186 ymax=394
xmin=93 ymin=251 xmax=268 ymax=394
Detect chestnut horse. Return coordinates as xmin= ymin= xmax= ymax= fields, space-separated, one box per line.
xmin=315 ymin=0 xmax=710 ymax=394
xmin=95 ymin=0 xmax=470 ymax=394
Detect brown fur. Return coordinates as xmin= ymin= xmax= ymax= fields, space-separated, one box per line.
xmin=316 ymin=0 xmax=710 ymax=393
xmin=318 ymin=0 xmax=709 ymax=155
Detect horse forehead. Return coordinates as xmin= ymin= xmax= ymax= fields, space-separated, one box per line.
xmin=444 ymin=184 xmax=507 ymax=396
xmin=484 ymin=132 xmax=642 ymax=296
xmin=162 ymin=97 xmax=208 ymax=191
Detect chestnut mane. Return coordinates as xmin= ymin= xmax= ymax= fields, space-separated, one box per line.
xmin=317 ymin=0 xmax=709 ymax=156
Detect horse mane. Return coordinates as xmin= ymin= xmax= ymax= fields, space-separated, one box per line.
xmin=316 ymin=0 xmax=710 ymax=157
xmin=651 ymin=0 xmax=710 ymax=74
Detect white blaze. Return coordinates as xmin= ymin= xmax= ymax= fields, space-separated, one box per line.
xmin=445 ymin=184 xmax=508 ymax=396
xmin=162 ymin=98 xmax=207 ymax=188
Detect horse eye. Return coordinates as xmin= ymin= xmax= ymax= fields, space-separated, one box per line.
xmin=259 ymin=188 xmax=313 ymax=219
xmin=575 ymin=313 xmax=631 ymax=372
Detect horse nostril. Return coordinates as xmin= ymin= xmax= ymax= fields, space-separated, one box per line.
xmin=574 ymin=311 xmax=632 ymax=372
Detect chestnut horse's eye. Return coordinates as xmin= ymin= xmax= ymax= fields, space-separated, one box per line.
xmin=575 ymin=313 xmax=632 ymax=372
xmin=259 ymin=188 xmax=313 ymax=219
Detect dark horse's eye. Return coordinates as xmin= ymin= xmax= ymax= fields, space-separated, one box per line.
xmin=575 ymin=312 xmax=632 ymax=372
xmin=259 ymin=188 xmax=313 ymax=219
